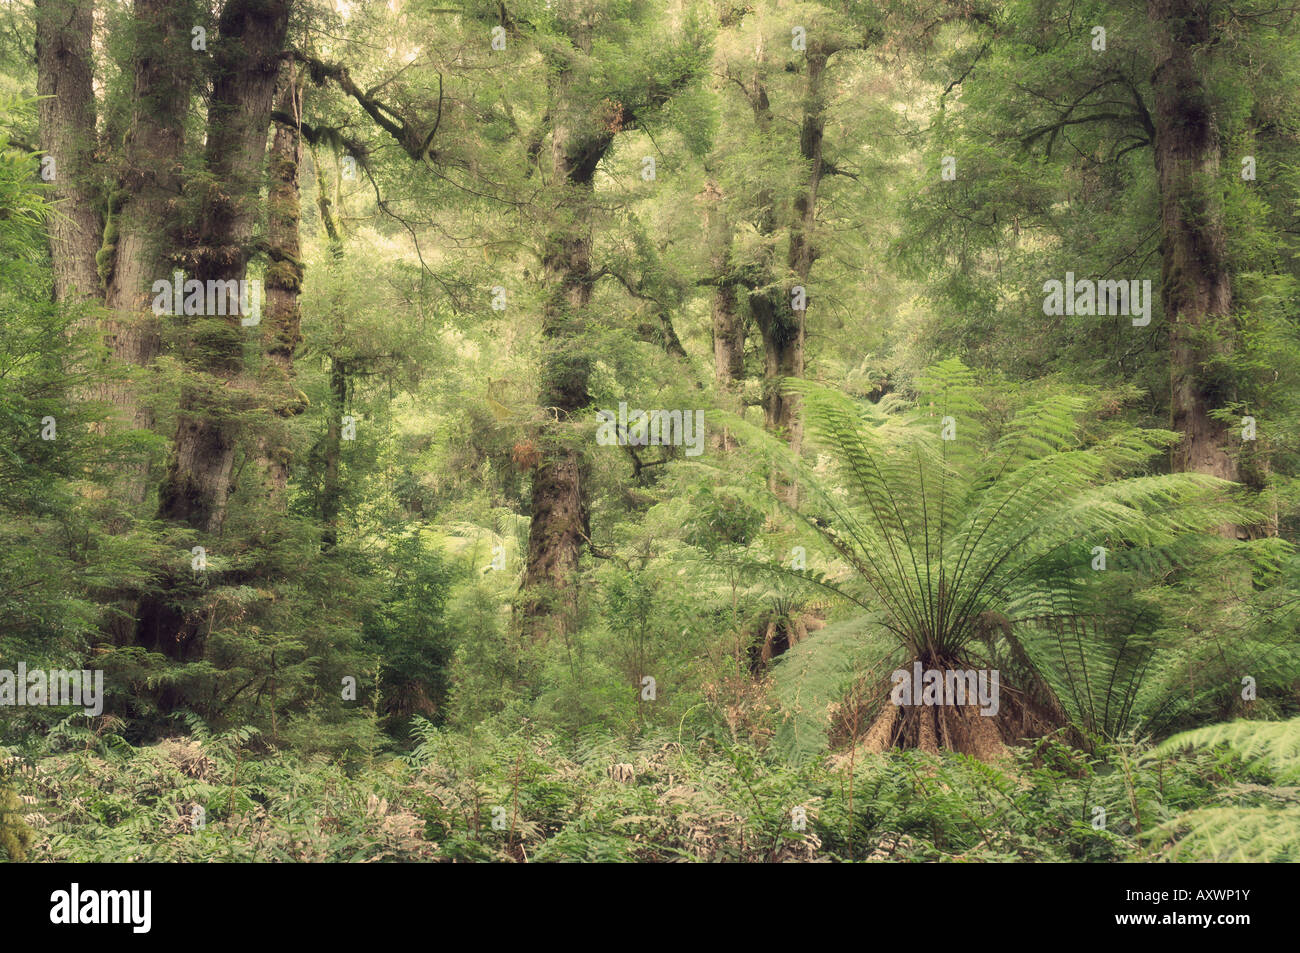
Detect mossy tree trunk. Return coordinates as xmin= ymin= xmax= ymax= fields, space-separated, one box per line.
xmin=35 ymin=0 xmax=101 ymax=304
xmin=256 ymin=70 xmax=307 ymax=512
xmin=139 ymin=0 xmax=292 ymax=659
xmin=519 ymin=29 xmax=603 ymax=641
xmin=1148 ymin=0 xmax=1239 ymax=488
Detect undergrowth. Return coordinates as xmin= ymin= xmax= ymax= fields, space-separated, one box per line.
xmin=6 ymin=713 xmax=1289 ymax=862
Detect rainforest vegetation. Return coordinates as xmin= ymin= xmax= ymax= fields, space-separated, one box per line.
xmin=1 ymin=0 xmax=1299 ymax=863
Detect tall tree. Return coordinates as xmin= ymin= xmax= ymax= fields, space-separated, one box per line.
xmin=139 ymin=0 xmax=293 ymax=657
xmin=256 ymin=70 xmax=308 ymax=510
xmin=154 ymin=0 xmax=293 ymax=536
xmin=1148 ymin=0 xmax=1236 ymax=482
xmin=35 ymin=0 xmax=100 ymax=303
xmin=100 ymin=0 xmax=195 ymax=504
xmin=517 ymin=1 xmax=708 ymax=640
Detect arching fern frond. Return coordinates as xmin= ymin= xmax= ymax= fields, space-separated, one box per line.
xmin=1152 ymin=717 xmax=1300 ymax=783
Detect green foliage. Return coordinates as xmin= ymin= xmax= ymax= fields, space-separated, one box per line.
xmin=10 ymin=719 xmax=1264 ymax=862
xmin=737 ymin=362 xmax=1256 ymax=753
xmin=361 ymin=530 xmax=459 ymax=735
xmin=4 ymin=0 xmax=1300 ymax=865
xmin=0 ymin=98 xmax=152 ymax=738
xmin=1144 ymin=717 xmax=1300 ymax=861
xmin=1153 ymin=717 xmax=1300 ymax=785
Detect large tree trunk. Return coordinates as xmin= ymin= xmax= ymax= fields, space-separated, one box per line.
xmin=35 ymin=0 xmax=101 ymax=304
xmin=156 ymin=0 xmax=292 ymax=537
xmin=256 ymin=73 xmax=307 ymax=511
xmin=519 ymin=168 xmax=598 ymax=641
xmin=98 ymin=0 xmax=195 ymax=505
xmin=38 ymin=0 xmax=192 ymax=507
xmin=519 ymin=34 xmax=606 ymax=642
xmin=37 ymin=0 xmax=195 ymax=651
xmin=140 ymin=0 xmax=291 ymax=659
xmin=1148 ymin=0 xmax=1238 ymax=485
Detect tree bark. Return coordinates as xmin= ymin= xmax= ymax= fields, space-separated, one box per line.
xmin=140 ymin=0 xmax=291 ymax=659
xmin=703 ymin=179 xmax=744 ymax=390
xmin=308 ymin=139 xmax=347 ymax=551
xmin=1148 ymin=0 xmax=1238 ymax=485
xmin=256 ymin=72 xmax=307 ymax=511
xmin=35 ymin=0 xmax=101 ymax=304
xmin=516 ymin=11 xmax=700 ymax=640
xmin=156 ymin=0 xmax=292 ymax=536
xmin=98 ymin=0 xmax=195 ymax=505
xmin=519 ymin=49 xmax=603 ymax=640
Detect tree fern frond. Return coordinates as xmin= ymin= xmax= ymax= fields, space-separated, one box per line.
xmin=1145 ymin=805 xmax=1300 ymax=862
xmin=770 ymin=615 xmax=900 ymax=764
xmin=1152 ymin=717 xmax=1300 ymax=784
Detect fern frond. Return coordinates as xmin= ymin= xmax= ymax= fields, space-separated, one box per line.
xmin=1152 ymin=717 xmax=1300 ymax=783
xmin=1145 ymin=805 xmax=1300 ymax=861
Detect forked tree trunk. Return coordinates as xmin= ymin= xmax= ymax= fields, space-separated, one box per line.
xmin=156 ymin=0 xmax=292 ymax=537
xmin=733 ymin=74 xmax=795 ymax=442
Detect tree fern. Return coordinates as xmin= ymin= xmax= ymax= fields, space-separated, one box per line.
xmin=726 ymin=362 xmax=1255 ymax=757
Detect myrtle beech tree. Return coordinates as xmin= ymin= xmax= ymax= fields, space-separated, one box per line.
xmin=1148 ymin=0 xmax=1236 ymax=482
xmin=906 ymin=0 xmax=1300 ymax=506
xmin=38 ymin=0 xmax=196 ymax=507
xmin=256 ymin=67 xmax=308 ymax=510
xmin=36 ymin=0 xmax=296 ymax=658
xmin=35 ymin=0 xmax=100 ymax=304
xmin=513 ymin=1 xmax=709 ymax=640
